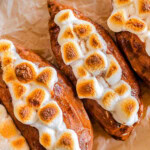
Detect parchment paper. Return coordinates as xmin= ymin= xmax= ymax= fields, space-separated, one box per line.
xmin=0 ymin=0 xmax=149 ymax=150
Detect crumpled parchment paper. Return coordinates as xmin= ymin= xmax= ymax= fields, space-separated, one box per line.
xmin=0 ymin=0 xmax=149 ymax=150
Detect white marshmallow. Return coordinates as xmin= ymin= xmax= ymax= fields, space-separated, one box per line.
xmin=105 ymin=55 xmax=122 ymax=86
xmin=96 ymin=77 xmax=109 ymax=88
xmin=112 ymin=80 xmax=131 ymax=99
xmin=72 ymin=60 xmax=90 ymax=79
xmin=76 ymin=77 xmax=104 ymax=99
xmin=39 ymin=127 xmax=56 ymax=150
xmin=54 ymin=9 xmax=76 ymax=27
xmin=61 ymin=41 xmax=83 ymax=65
xmin=84 ymin=50 xmax=108 ymax=76
xmin=113 ymin=96 xmax=139 ymax=126
xmin=107 ymin=9 xmax=127 ymax=32
xmin=98 ymin=88 xmax=120 ymax=111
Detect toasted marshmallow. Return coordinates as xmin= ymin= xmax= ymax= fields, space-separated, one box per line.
xmin=0 ymin=105 xmax=7 ymax=121
xmin=9 ymin=81 xmax=29 ymax=100
xmin=76 ymin=77 xmax=103 ymax=99
xmin=125 ymin=17 xmax=147 ymax=34
xmin=1 ymin=50 xmax=16 ymax=67
xmin=0 ymin=39 xmax=16 ymax=54
xmin=54 ymin=9 xmax=76 ymax=26
xmin=61 ymin=41 xmax=83 ymax=65
xmin=84 ymin=50 xmax=108 ymax=76
xmin=145 ymin=37 xmax=150 ymax=56
xmin=26 ymin=88 xmax=49 ymax=109
xmin=114 ymin=0 xmax=133 ymax=8
xmin=107 ymin=9 xmax=127 ymax=32
xmin=73 ymin=21 xmax=95 ymax=38
xmin=39 ymin=128 xmax=56 ymax=149
xmin=113 ymin=96 xmax=139 ymax=126
xmin=38 ymin=101 xmax=63 ymax=129
xmin=0 ymin=117 xmax=18 ymax=139
xmin=10 ymin=136 xmax=29 ymax=150
xmin=98 ymin=88 xmax=120 ymax=111
xmin=36 ymin=67 xmax=58 ymax=90
xmin=55 ymin=129 xmax=80 ymax=150
xmin=72 ymin=60 xmax=90 ymax=79
xmin=3 ymin=64 xmax=16 ymax=83
xmin=113 ymin=80 xmax=131 ymax=99
xmin=105 ymin=55 xmax=122 ymax=85
xmin=14 ymin=102 xmax=37 ymax=125
xmin=14 ymin=60 xmax=38 ymax=83
xmin=86 ymin=33 xmax=107 ymax=51
xmin=58 ymin=24 xmax=77 ymax=45
xmin=136 ymin=0 xmax=150 ymax=17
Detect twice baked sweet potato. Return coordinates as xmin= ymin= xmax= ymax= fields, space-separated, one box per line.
xmin=0 ymin=45 xmax=93 ymax=150
xmin=48 ymin=0 xmax=143 ymax=140
xmin=116 ymin=31 xmax=150 ymax=87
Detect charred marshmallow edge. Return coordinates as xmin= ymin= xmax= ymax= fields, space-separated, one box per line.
xmin=98 ymin=88 xmax=120 ymax=111
xmin=105 ymin=55 xmax=122 ymax=85
xmin=76 ymin=77 xmax=104 ymax=99
xmin=112 ymin=96 xmax=139 ymax=126
xmin=107 ymin=9 xmax=127 ymax=32
xmin=0 ymin=104 xmax=29 ymax=149
xmin=0 ymin=39 xmax=80 ymax=150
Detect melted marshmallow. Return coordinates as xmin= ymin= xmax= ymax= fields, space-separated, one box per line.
xmin=0 ymin=39 xmax=80 ymax=150
xmin=55 ymin=9 xmax=139 ymax=126
xmin=108 ymin=0 xmax=150 ymax=56
xmin=0 ymin=104 xmax=29 ymax=150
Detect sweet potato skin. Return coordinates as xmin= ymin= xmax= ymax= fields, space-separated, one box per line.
xmin=0 ymin=46 xmax=93 ymax=150
xmin=116 ymin=31 xmax=150 ymax=87
xmin=48 ymin=0 xmax=143 ymax=140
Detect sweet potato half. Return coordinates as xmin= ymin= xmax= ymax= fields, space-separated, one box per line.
xmin=0 ymin=45 xmax=93 ymax=150
xmin=48 ymin=0 xmax=143 ymax=140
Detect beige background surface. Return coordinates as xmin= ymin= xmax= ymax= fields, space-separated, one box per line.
xmin=0 ymin=0 xmax=150 ymax=150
